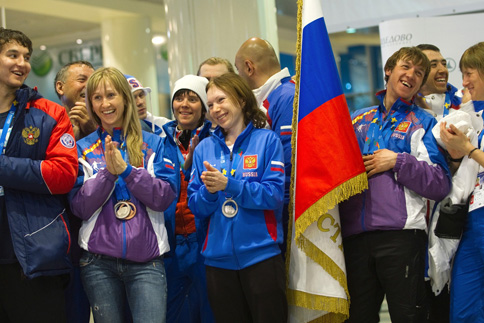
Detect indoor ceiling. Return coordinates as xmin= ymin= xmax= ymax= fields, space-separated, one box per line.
xmin=4 ymin=0 xmax=484 ymax=53
xmin=2 ymin=0 xmax=302 ymax=49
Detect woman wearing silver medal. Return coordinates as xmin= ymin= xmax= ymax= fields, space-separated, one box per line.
xmin=187 ymin=73 xmax=287 ymax=322
xmin=69 ymin=67 xmax=177 ymax=323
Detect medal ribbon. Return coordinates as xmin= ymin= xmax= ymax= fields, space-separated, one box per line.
xmin=218 ymin=133 xmax=252 ymax=199
xmin=0 ymin=101 xmax=17 ymax=197
xmin=0 ymin=102 xmax=17 ymax=155
xmin=101 ymin=128 xmax=131 ymax=202
xmin=363 ymin=106 xmax=408 ymax=155
xmin=220 ymin=145 xmax=245 ymax=179
xmin=219 ymin=138 xmax=246 ymax=218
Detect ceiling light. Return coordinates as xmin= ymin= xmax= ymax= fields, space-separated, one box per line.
xmin=152 ymin=35 xmax=167 ymax=45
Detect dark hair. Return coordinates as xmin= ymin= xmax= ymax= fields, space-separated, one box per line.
xmin=173 ymin=89 xmax=206 ymax=127
xmin=459 ymin=42 xmax=484 ymax=76
xmin=197 ymin=57 xmax=235 ymax=76
xmin=416 ymin=44 xmax=441 ymax=52
xmin=207 ymin=73 xmax=266 ymax=129
xmin=0 ymin=27 xmax=32 ymax=55
xmin=384 ymin=47 xmax=430 ymax=85
xmin=54 ymin=61 xmax=95 ymax=98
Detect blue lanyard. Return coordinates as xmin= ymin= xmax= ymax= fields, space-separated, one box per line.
xmin=220 ymin=146 xmax=243 ymax=178
xmin=219 ymin=134 xmax=250 ymax=178
xmin=363 ymin=106 xmax=408 ymax=155
xmin=101 ymin=129 xmax=131 ymax=201
xmin=0 ymin=102 xmax=17 ymax=155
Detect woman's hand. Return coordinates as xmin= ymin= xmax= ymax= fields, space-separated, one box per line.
xmin=461 ymin=88 xmax=472 ymax=104
xmin=105 ymin=135 xmax=128 ymax=175
xmin=183 ymin=134 xmax=199 ymax=171
xmin=201 ymin=161 xmax=228 ymax=193
xmin=439 ymin=122 xmax=473 ymax=158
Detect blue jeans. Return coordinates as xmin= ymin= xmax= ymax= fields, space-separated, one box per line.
xmin=80 ymin=251 xmax=167 ymax=323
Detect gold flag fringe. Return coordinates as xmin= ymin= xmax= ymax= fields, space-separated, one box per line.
xmin=286 ymin=0 xmax=304 ymax=282
xmin=288 ymin=0 xmax=368 ymax=244
xmin=285 ymin=0 xmax=368 ymax=322
xmin=294 ymin=173 xmax=368 ymax=242
xmin=309 ymin=313 xmax=348 ymax=323
xmin=288 ymin=289 xmax=348 ymax=321
xmin=297 ymin=233 xmax=350 ymax=301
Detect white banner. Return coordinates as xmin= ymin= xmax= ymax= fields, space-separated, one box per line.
xmin=379 ymin=13 xmax=484 ymax=88
xmin=288 ymin=207 xmax=349 ymax=323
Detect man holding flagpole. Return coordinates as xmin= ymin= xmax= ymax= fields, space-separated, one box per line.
xmin=340 ymin=47 xmax=451 ymax=322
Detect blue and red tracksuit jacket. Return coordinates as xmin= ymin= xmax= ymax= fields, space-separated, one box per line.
xmin=187 ymin=122 xmax=285 ymax=270
xmin=263 ymin=76 xmax=295 ymax=205
xmin=0 ymin=85 xmax=78 ymax=278
xmin=339 ymin=91 xmax=451 ymax=238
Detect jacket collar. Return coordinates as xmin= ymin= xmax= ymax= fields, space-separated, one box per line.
xmin=375 ymin=89 xmax=413 ymax=115
xmin=163 ymin=119 xmax=212 ymax=144
xmin=212 ymin=122 xmax=254 ymax=148
xmin=14 ymin=85 xmax=43 ymax=115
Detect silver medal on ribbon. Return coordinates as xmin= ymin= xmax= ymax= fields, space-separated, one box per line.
xmin=222 ymin=198 xmax=238 ymax=218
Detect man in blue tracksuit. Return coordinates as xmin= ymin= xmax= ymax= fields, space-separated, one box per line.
xmin=339 ymin=47 xmax=451 ymax=322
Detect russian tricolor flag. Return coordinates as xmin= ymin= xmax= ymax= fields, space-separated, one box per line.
xmin=293 ymin=0 xmax=367 ymax=233
xmin=287 ymin=1 xmax=368 ymax=321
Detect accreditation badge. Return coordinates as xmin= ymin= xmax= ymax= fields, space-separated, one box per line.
xmin=469 ymin=172 xmax=484 ymax=212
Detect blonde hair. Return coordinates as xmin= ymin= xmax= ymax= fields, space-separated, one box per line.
xmin=460 ymin=42 xmax=484 ymax=76
xmin=197 ymin=57 xmax=235 ymax=75
xmin=86 ymin=67 xmax=144 ymax=167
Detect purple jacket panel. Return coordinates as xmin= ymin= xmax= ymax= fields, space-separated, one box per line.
xmin=71 ymin=167 xmax=172 ymax=262
xmin=70 ymin=168 xmax=116 ymax=221
xmin=394 ymin=153 xmax=450 ymax=202
xmin=124 ymin=166 xmax=176 ymax=212
xmin=340 ymin=170 xmax=407 ymax=237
